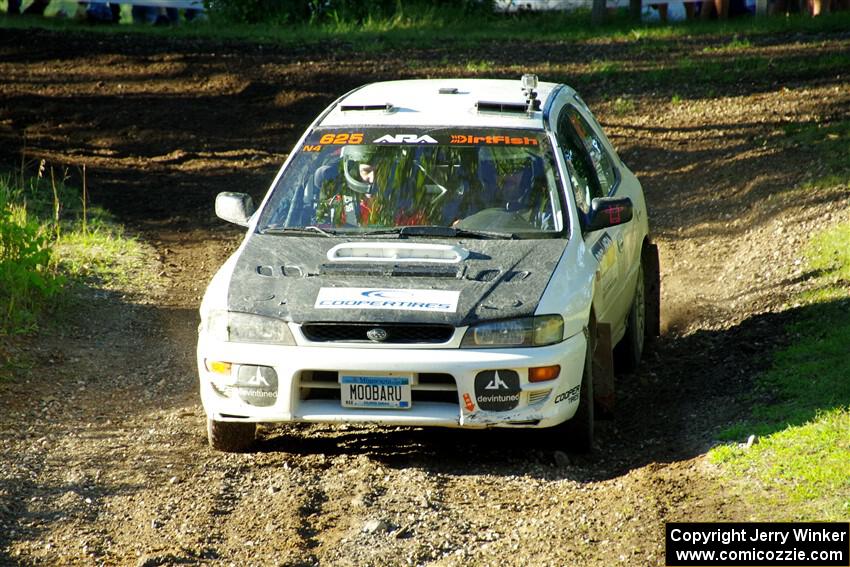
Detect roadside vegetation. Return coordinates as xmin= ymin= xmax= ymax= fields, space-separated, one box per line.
xmin=709 ymin=123 xmax=850 ymax=519
xmin=0 ymin=163 xmax=145 ymax=337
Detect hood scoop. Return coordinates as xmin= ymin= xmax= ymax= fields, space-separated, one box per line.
xmin=320 ymin=262 xmax=462 ymax=278
xmin=327 ymin=242 xmax=469 ymax=264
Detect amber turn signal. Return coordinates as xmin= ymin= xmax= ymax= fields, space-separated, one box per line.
xmin=528 ymin=365 xmax=560 ymax=382
xmin=205 ymin=360 xmax=232 ymax=375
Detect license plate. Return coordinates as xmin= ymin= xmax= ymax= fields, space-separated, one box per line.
xmin=339 ymin=373 xmax=412 ymax=409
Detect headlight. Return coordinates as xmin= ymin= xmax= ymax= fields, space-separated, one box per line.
xmin=204 ymin=311 xmax=295 ymax=345
xmin=461 ymin=315 xmax=563 ymax=348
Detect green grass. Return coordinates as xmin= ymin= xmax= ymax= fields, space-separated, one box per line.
xmin=0 ymin=165 xmax=147 ymax=336
xmin=465 ymin=59 xmax=496 ymax=73
xmin=709 ymin=221 xmax=850 ymax=520
xmin=782 ymin=119 xmax=850 ymax=189
xmin=701 ymin=36 xmax=753 ymax=52
xmin=611 ymin=96 xmax=637 ymax=115
xmin=3 ymin=1 xmax=850 ymax=50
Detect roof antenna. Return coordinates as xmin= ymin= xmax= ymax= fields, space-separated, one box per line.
xmin=521 ymin=74 xmax=540 ymax=112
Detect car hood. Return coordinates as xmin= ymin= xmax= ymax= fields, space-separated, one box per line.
xmin=226 ymin=234 xmax=567 ymax=326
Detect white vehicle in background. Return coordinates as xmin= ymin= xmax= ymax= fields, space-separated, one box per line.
xmin=197 ymin=75 xmax=660 ymax=453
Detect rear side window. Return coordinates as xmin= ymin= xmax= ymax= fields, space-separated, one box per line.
xmin=557 ymin=108 xmax=601 ymax=218
xmin=560 ymin=106 xmax=617 ymax=198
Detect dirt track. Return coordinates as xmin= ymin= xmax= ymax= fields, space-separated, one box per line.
xmin=1 ymin=25 xmax=849 ymax=566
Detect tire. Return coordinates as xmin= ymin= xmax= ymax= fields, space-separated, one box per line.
xmin=644 ymin=242 xmax=661 ymax=339
xmin=617 ymin=258 xmax=646 ymax=373
xmin=617 ymin=241 xmax=660 ymax=373
xmin=563 ymin=331 xmax=595 ymax=452
xmin=207 ymin=418 xmax=256 ymax=452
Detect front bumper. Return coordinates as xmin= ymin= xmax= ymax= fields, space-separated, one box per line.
xmin=197 ymin=331 xmax=587 ymax=429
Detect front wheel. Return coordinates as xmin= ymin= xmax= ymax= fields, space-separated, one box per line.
xmin=563 ymin=330 xmax=595 ymax=452
xmin=207 ymin=418 xmax=256 ymax=452
xmin=544 ymin=326 xmax=594 ymax=453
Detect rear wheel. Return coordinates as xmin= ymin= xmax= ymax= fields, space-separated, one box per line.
xmin=207 ymin=418 xmax=256 ymax=452
xmin=617 ymin=259 xmax=646 ymax=373
xmin=617 ymin=242 xmax=660 ymax=372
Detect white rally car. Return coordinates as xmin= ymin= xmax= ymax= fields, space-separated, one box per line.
xmin=197 ymin=75 xmax=659 ymax=453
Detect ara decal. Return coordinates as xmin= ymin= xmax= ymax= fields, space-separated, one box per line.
xmin=373 ymin=134 xmax=438 ymax=144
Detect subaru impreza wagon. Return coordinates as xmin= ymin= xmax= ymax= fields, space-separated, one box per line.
xmin=197 ymin=75 xmax=660 ymax=453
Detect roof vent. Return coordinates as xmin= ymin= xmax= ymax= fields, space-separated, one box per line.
xmin=439 ymin=87 xmax=459 ymax=94
xmin=476 ymin=101 xmax=528 ymax=114
xmin=339 ymin=103 xmax=394 ymax=113
xmin=475 ymin=75 xmax=542 ymax=115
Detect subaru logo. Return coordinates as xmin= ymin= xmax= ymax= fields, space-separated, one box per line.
xmin=366 ymin=328 xmax=389 ymax=342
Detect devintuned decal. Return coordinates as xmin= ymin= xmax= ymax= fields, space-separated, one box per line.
xmin=234 ymin=365 xmax=278 ymax=408
xmin=474 ymin=370 xmax=520 ymax=411
xmin=315 ymin=287 xmax=460 ymax=313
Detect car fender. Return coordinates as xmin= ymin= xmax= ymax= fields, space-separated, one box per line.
xmin=199 ymin=252 xmax=240 ymax=318
xmin=535 ymin=235 xmax=594 ymax=340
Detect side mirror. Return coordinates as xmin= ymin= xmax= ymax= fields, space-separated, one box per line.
xmin=586 ymin=196 xmax=633 ymax=232
xmin=215 ymin=192 xmax=255 ymax=226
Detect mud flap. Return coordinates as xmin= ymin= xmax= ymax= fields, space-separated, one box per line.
xmin=644 ymin=241 xmax=661 ymax=338
xmin=592 ymin=321 xmax=615 ymax=418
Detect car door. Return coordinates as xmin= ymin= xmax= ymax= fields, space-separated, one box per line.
xmin=570 ymin=95 xmax=644 ymax=292
xmin=555 ymin=104 xmax=633 ymax=334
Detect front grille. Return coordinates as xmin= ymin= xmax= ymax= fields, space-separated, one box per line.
xmin=299 ymin=371 xmax=458 ymax=405
xmin=301 ymin=323 xmax=454 ymax=344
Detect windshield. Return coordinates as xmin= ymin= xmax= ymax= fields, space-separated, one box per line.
xmin=257 ymin=128 xmax=567 ymax=238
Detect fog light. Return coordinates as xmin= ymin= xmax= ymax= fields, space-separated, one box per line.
xmin=528 ymin=365 xmax=560 ymax=383
xmin=205 ymin=360 xmax=232 ymax=375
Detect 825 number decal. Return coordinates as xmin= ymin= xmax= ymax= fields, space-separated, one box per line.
xmin=319 ymin=132 xmax=363 ymax=145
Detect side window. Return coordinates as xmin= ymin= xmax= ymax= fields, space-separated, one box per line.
xmin=565 ymin=106 xmax=617 ymax=196
xmin=556 ymin=108 xmax=600 ymax=218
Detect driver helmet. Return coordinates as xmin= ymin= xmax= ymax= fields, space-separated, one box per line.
xmin=341 ymin=144 xmax=377 ymax=194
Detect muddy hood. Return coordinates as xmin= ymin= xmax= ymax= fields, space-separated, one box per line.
xmin=226 ymin=235 xmax=568 ymax=326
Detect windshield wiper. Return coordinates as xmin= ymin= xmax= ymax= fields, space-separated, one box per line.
xmin=360 ymin=226 xmax=518 ymax=240
xmin=452 ymin=227 xmax=520 ymax=240
xmin=260 ymin=225 xmax=336 ymax=237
